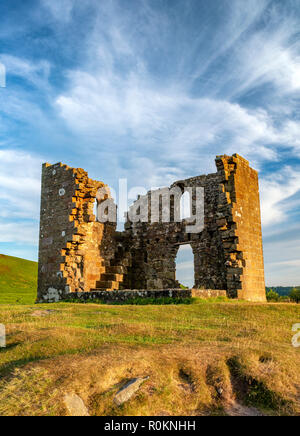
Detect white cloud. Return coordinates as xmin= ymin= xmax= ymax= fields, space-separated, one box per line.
xmin=277 ymin=121 xmax=300 ymax=157
xmin=264 ymin=236 xmax=300 ymax=286
xmin=270 ymin=259 xmax=300 ymax=268
xmin=0 ymin=222 xmax=39 ymax=244
xmin=190 ymin=0 xmax=271 ymax=84
xmin=225 ymin=22 xmax=300 ymax=98
xmin=0 ymin=150 xmax=42 ymax=245
xmin=53 ymin=0 xmax=300 ymax=180
xmin=41 ymin=0 xmax=75 ymax=22
xmin=56 ymin=70 xmax=281 ymax=174
xmin=0 ymin=54 xmax=51 ymax=89
xmin=260 ymin=167 xmax=300 ymax=227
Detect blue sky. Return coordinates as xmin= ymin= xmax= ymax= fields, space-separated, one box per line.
xmin=0 ymin=0 xmax=300 ymax=287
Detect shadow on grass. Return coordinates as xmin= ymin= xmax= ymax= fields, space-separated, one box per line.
xmin=0 ymin=342 xmax=21 ymax=353
xmin=227 ymin=356 xmax=293 ymax=415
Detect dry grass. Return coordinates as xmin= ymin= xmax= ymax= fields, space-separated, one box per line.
xmin=0 ymin=300 xmax=299 ymax=416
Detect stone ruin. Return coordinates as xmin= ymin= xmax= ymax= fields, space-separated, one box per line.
xmin=37 ymin=154 xmax=266 ymax=303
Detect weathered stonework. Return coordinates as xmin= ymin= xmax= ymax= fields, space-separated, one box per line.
xmin=37 ymin=163 xmax=115 ymax=302
xmin=37 ymin=154 xmax=266 ymax=303
xmin=63 ymin=289 xmax=193 ymax=303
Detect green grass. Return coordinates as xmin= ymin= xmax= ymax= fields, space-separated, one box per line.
xmin=0 ymin=254 xmax=37 ymax=304
xmin=0 ymin=253 xmax=300 ymax=415
xmin=0 ymin=300 xmax=299 ymax=416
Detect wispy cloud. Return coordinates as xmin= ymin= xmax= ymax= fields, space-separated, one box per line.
xmin=0 ymin=150 xmax=42 ymax=249
xmin=41 ymin=0 xmax=75 ymax=22
xmin=0 ymin=222 xmax=39 ymax=245
xmin=260 ymin=166 xmax=300 ymax=226
xmin=54 ymin=0 xmax=300 ymax=188
xmin=0 ymin=54 xmax=51 ymax=89
xmin=264 ymin=235 xmax=300 ymax=286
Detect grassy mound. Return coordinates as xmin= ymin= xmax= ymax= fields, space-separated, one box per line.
xmin=0 ymin=254 xmax=37 ymax=305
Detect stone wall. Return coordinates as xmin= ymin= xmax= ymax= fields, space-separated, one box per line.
xmin=216 ymin=154 xmax=265 ymax=301
xmin=37 ymin=162 xmax=116 ymax=302
xmin=37 ymin=154 xmax=266 ymax=303
xmin=123 ymin=172 xmax=227 ymax=291
xmin=63 ymin=289 xmax=193 ymax=303
xmin=191 ymin=289 xmax=227 ymax=298
xmin=62 ymin=288 xmax=227 ymax=303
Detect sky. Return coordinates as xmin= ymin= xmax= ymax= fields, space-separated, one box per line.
xmin=0 ymin=0 xmax=300 ymax=287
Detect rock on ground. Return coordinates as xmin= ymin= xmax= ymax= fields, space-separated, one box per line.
xmin=114 ymin=377 xmax=149 ymax=406
xmin=64 ymin=393 xmax=90 ymax=416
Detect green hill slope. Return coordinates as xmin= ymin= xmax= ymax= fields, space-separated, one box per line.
xmin=0 ymin=254 xmax=37 ymax=304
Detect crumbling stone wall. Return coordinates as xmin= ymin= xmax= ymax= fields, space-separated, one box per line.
xmin=123 ymin=172 xmax=227 ymax=291
xmin=37 ymin=154 xmax=266 ymax=303
xmin=37 ymin=162 xmax=116 ymax=302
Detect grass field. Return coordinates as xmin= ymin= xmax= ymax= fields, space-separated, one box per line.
xmin=0 ymin=254 xmax=299 ymax=416
xmin=0 ymin=301 xmax=299 ymax=416
xmin=0 ymin=254 xmax=37 ymax=304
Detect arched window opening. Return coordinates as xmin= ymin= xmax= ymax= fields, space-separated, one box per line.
xmin=180 ymin=191 xmax=191 ymax=220
xmin=175 ymin=244 xmax=194 ymax=289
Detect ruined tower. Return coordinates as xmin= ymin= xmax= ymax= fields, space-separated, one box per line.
xmin=37 ymin=154 xmax=266 ymax=303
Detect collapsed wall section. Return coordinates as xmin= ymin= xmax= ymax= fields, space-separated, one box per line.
xmin=37 ymin=162 xmax=115 ymax=302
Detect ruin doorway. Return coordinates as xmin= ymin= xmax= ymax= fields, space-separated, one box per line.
xmin=175 ymin=244 xmax=194 ymax=289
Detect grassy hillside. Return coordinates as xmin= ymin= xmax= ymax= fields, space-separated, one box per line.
xmin=0 ymin=300 xmax=299 ymax=416
xmin=0 ymin=254 xmax=37 ymax=304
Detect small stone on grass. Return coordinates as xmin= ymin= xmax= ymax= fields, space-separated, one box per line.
xmin=114 ymin=376 xmax=149 ymax=406
xmin=64 ymin=393 xmax=90 ymax=416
